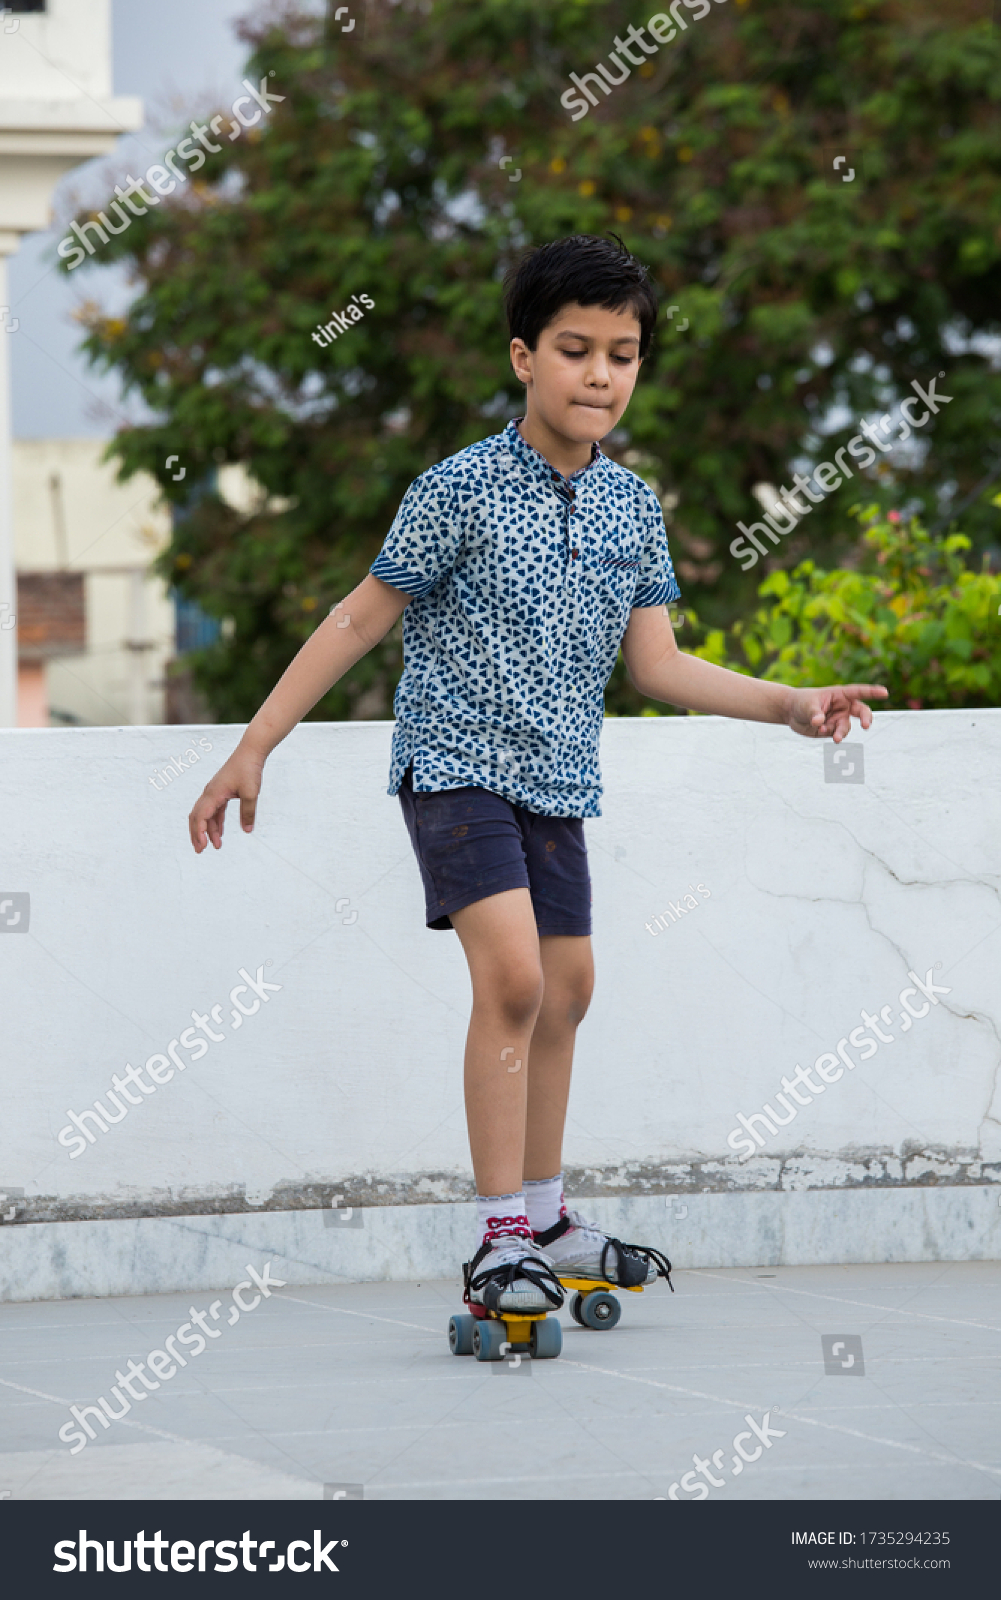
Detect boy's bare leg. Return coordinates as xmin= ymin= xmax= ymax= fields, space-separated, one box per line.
xmin=523 ymin=935 xmax=594 ymax=1182
xmin=451 ymin=888 xmax=545 ymax=1197
xmin=451 ymin=893 xmax=594 ymax=1196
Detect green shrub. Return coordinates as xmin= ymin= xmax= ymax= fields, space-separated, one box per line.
xmin=687 ymin=503 xmax=1001 ymax=710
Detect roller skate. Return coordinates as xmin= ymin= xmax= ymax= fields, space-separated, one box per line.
xmin=448 ymin=1232 xmax=565 ymax=1362
xmin=534 ymin=1210 xmax=673 ymax=1332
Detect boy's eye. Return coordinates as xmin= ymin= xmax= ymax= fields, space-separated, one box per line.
xmin=559 ymin=348 xmax=635 ymax=363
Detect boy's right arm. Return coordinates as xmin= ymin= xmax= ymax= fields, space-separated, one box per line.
xmin=188 ymin=573 xmax=411 ymax=853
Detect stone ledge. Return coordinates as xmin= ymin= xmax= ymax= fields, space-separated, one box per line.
xmin=2 ymin=1185 xmax=999 ymax=1303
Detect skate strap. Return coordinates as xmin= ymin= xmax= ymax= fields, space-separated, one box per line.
xmin=532 ymin=1216 xmax=573 ymax=1249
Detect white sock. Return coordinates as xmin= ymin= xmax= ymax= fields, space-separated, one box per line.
xmin=524 ymin=1174 xmax=566 ymax=1236
xmin=475 ymin=1191 xmax=531 ymax=1249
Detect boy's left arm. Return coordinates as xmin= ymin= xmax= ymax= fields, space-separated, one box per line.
xmin=620 ymin=605 xmax=888 ymax=742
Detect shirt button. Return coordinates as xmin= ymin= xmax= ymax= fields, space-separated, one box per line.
xmin=571 ymin=549 xmax=580 ymax=559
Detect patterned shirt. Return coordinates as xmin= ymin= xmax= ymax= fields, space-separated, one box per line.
xmin=369 ymin=417 xmax=680 ymax=817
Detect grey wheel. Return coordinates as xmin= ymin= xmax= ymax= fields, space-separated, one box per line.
xmin=529 ymin=1317 xmax=563 ymax=1359
xmin=472 ymin=1319 xmax=508 ymax=1361
xmin=579 ymin=1291 xmax=621 ymax=1330
xmin=569 ymin=1293 xmax=585 ymax=1326
xmin=448 ymin=1314 xmax=476 ymax=1355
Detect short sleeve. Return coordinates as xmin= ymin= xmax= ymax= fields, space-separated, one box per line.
xmin=631 ymin=484 xmax=681 ymax=608
xmin=369 ymin=467 xmax=462 ymax=599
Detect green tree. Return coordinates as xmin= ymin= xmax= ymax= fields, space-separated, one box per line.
xmin=63 ymin=0 xmax=1001 ymax=721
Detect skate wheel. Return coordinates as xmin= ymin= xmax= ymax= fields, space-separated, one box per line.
xmin=472 ymin=1319 xmax=508 ymax=1361
xmin=530 ymin=1317 xmax=562 ymax=1359
xmin=569 ymin=1293 xmax=585 ymax=1326
xmin=579 ymin=1290 xmax=621 ymax=1330
xmin=448 ymin=1314 xmax=476 ymax=1355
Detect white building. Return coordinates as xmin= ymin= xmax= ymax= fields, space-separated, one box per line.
xmin=12 ymin=439 xmax=269 ymax=727
xmin=12 ymin=437 xmax=174 ymax=725
xmin=0 ymin=0 xmax=143 ymax=725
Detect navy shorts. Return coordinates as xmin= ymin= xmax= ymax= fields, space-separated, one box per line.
xmin=398 ymin=765 xmax=592 ymax=935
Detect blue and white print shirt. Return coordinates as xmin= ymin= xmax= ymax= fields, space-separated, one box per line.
xmin=369 ymin=417 xmax=680 ymax=818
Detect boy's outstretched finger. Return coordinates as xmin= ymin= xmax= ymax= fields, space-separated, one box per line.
xmin=843 ymin=683 xmax=889 ymax=705
xmin=240 ymin=791 xmax=257 ymax=832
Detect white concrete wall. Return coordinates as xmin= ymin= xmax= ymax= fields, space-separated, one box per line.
xmin=2 ymin=709 xmax=998 ymax=1251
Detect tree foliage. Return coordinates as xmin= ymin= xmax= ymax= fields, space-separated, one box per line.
xmin=62 ymin=0 xmax=1001 ymax=720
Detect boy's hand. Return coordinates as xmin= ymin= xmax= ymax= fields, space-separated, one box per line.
xmin=787 ymin=683 xmax=889 ymax=743
xmin=189 ymin=747 xmax=265 ymax=853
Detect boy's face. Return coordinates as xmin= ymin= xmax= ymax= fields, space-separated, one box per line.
xmin=509 ymin=301 xmax=643 ymax=445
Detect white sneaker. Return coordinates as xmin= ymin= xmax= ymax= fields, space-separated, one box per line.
xmin=463 ymin=1232 xmax=565 ymax=1315
xmin=532 ymin=1210 xmax=673 ymax=1289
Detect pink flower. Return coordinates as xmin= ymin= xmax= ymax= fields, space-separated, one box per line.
xmin=887 ymin=510 xmax=901 ymax=523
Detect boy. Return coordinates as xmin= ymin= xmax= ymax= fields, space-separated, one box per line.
xmin=189 ymin=234 xmax=886 ymax=1317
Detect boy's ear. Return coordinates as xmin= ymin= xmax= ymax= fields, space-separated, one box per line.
xmin=509 ymin=337 xmax=532 ymax=384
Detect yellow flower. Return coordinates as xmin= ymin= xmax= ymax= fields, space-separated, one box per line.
xmin=301 ymin=597 xmax=318 ymax=611
xmin=614 ymin=206 xmax=632 ymax=222
xmin=578 ymin=179 xmax=596 ymax=197
xmin=550 ymin=156 xmax=566 ymax=173
xmin=678 ymin=146 xmax=694 ymax=163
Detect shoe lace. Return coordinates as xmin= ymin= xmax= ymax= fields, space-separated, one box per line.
xmin=562 ymin=1208 xmax=609 ymax=1246
xmin=462 ymin=1235 xmax=564 ymax=1310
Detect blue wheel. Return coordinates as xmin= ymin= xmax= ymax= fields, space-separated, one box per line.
xmin=472 ymin=1319 xmax=508 ymax=1361
xmin=530 ymin=1316 xmax=563 ymax=1359
xmin=579 ymin=1291 xmax=621 ymax=1330
xmin=448 ymin=1314 xmax=476 ymax=1355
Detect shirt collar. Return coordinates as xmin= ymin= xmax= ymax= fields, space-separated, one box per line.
xmin=501 ymin=417 xmax=604 ymax=486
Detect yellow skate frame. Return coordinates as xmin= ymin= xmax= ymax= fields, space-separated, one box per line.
xmin=559 ymin=1277 xmax=644 ymax=1294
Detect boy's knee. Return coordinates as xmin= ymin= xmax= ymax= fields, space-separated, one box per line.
xmin=539 ymin=968 xmax=594 ymax=1029
xmin=491 ymin=961 xmax=545 ymax=1029
xmin=564 ymin=973 xmax=594 ymax=1027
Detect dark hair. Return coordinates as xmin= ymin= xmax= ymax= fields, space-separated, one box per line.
xmin=503 ymin=234 xmax=659 ymax=359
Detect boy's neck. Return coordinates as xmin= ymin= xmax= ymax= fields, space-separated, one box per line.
xmin=515 ymin=410 xmax=596 ymax=480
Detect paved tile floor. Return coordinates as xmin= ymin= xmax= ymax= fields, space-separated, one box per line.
xmin=1 ymin=1262 xmax=999 ymax=1500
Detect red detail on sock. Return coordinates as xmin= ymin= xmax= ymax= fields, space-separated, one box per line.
xmin=483 ymin=1212 xmax=532 ymax=1243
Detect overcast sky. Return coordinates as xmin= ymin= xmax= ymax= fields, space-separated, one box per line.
xmin=10 ymin=0 xmax=259 ymax=437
